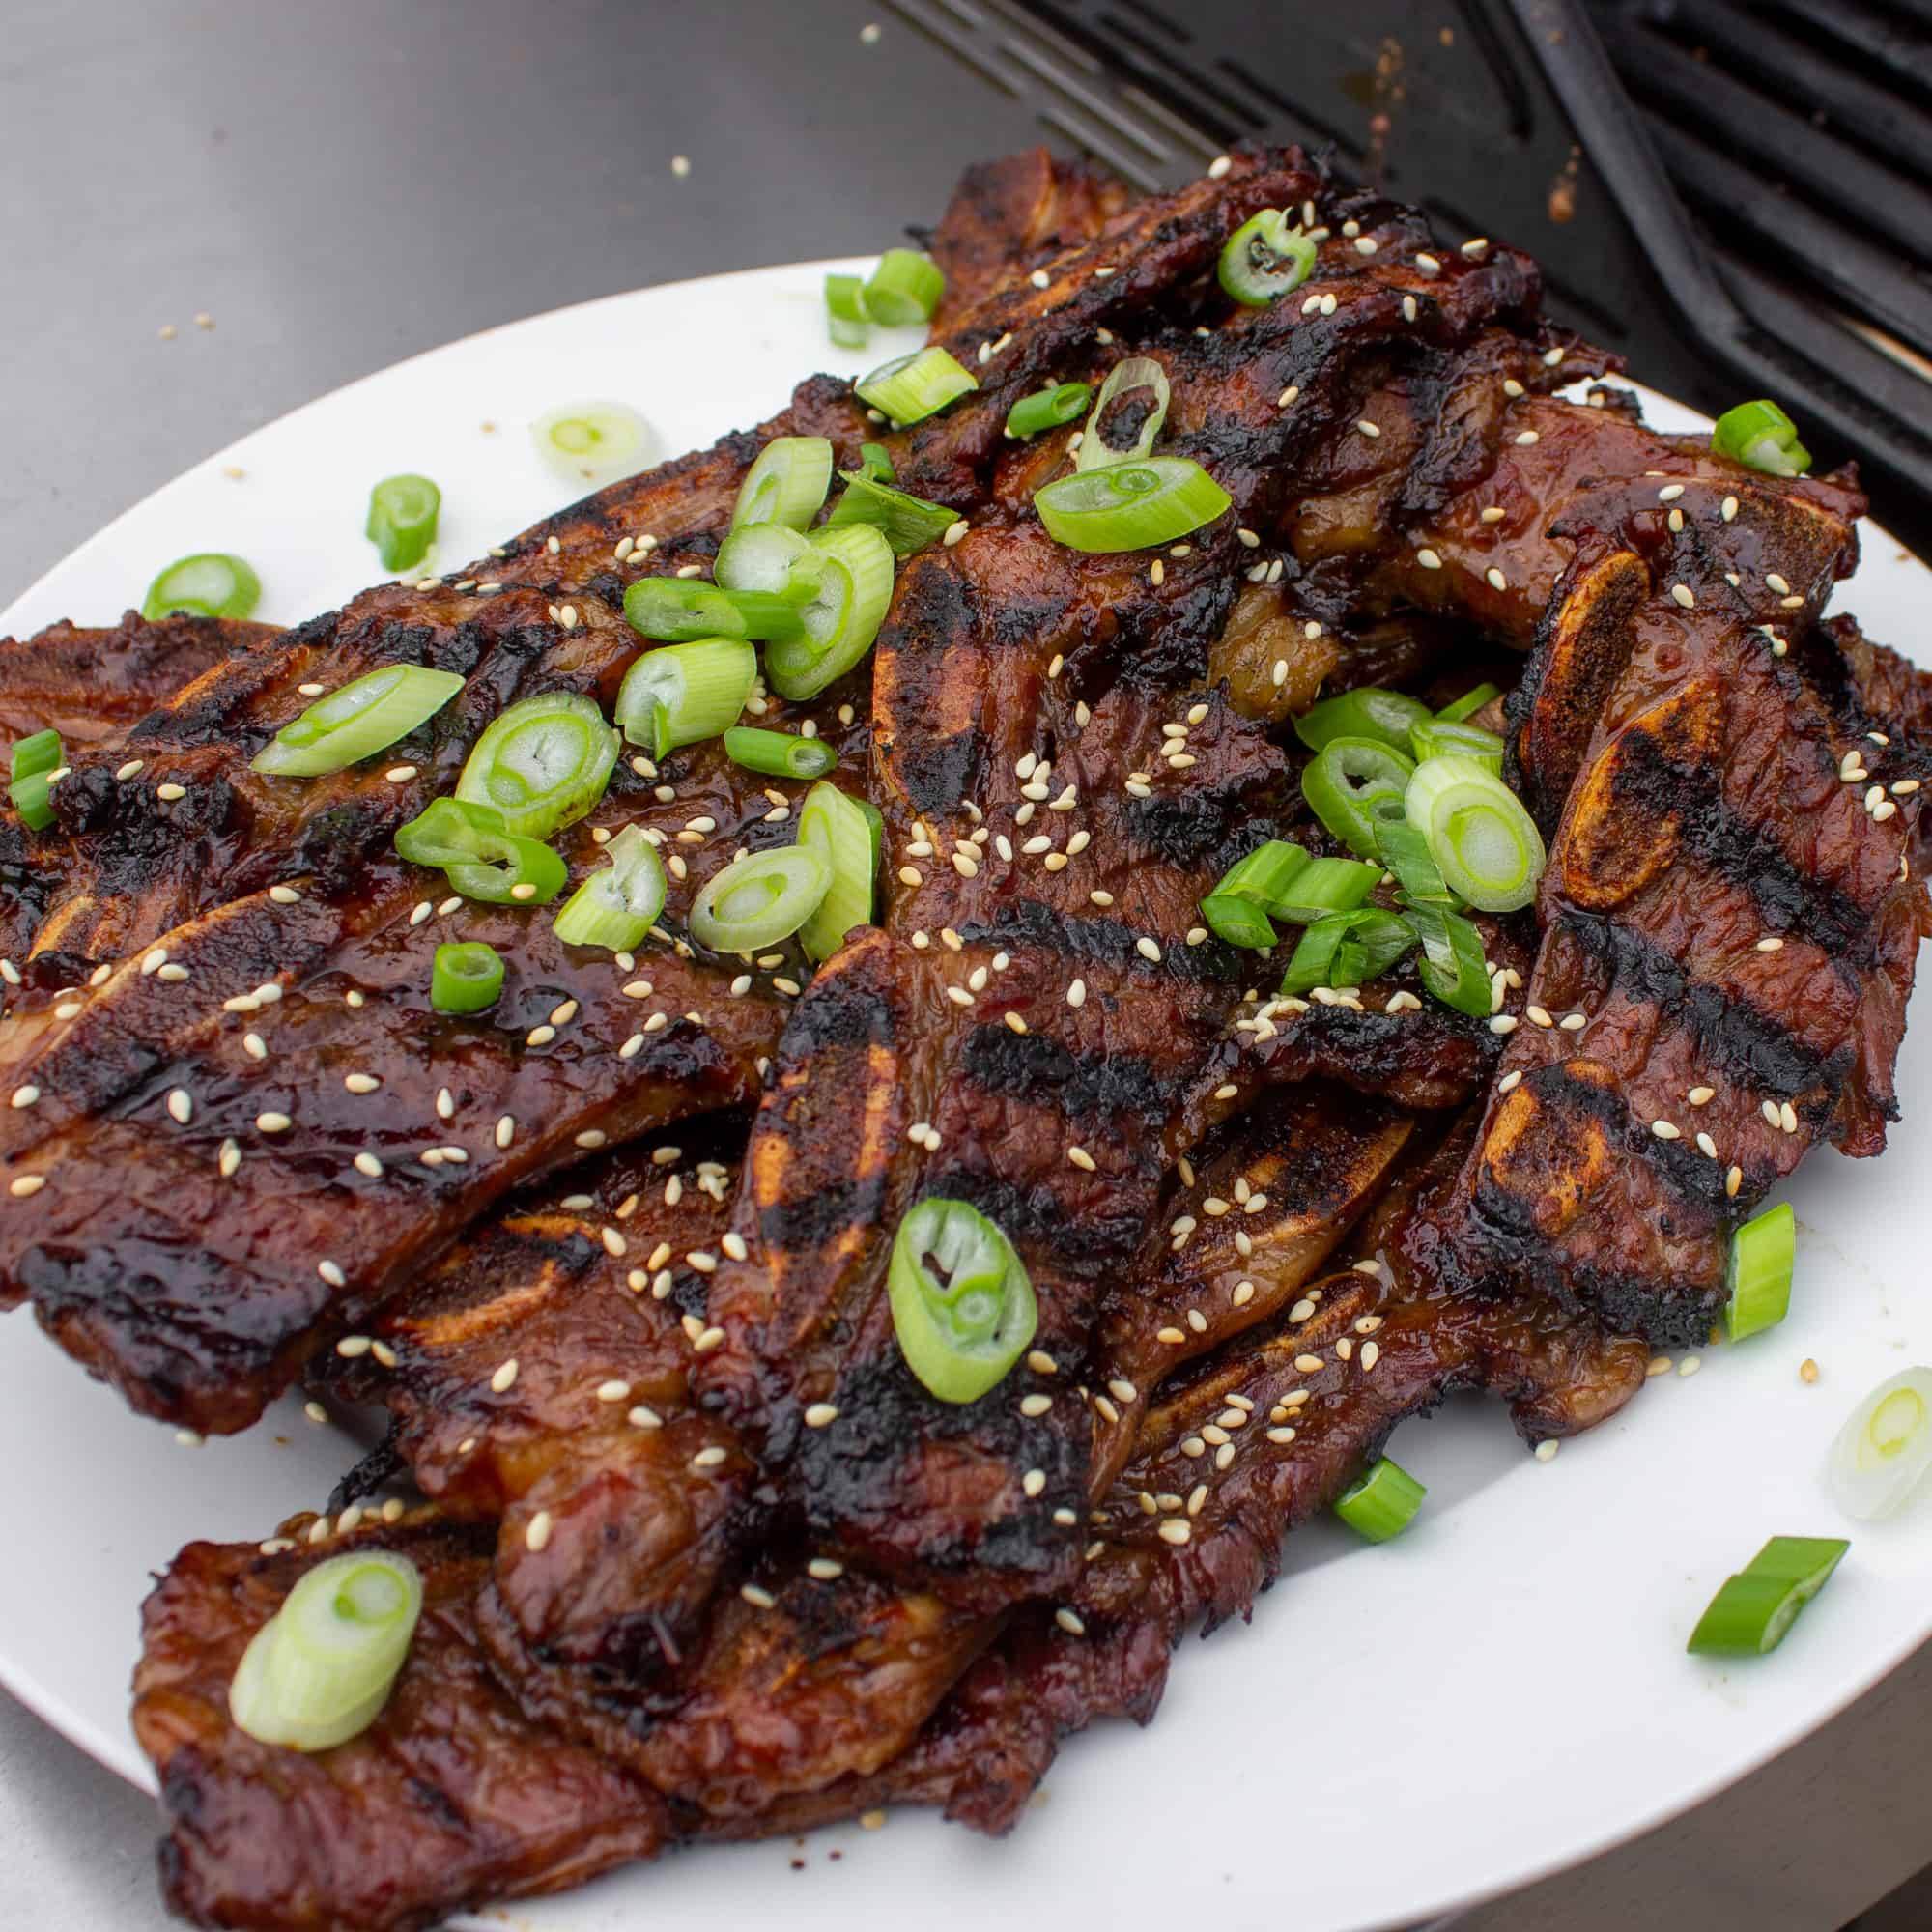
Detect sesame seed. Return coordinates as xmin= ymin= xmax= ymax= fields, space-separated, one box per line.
xmin=1486 ymin=566 xmax=1508 ymax=591
xmin=693 ymin=1445 xmax=728 ymax=1469
xmin=9 ymin=1175 xmax=45 ymax=1199
xmin=1022 ymin=1468 xmax=1047 ymax=1498
xmin=384 ymin=764 xmax=417 ymax=783
xmin=804 ymin=1403 xmax=838 ymax=1428
xmin=1669 ymin=583 xmax=1695 ymax=609
xmin=1416 ymin=548 xmax=1442 ymax=570
xmin=1066 ymin=1145 xmax=1096 ymax=1172
xmin=115 ymin=759 xmax=145 ymax=781
xmin=1157 ymin=1520 xmax=1191 ymax=1546
xmin=354 ymin=1152 xmax=384 ymax=1179
xmin=156 ymin=782 xmax=186 ymax=802
xmin=318 ymin=1260 xmax=346 ymax=1288
xmin=526 ymin=1511 xmax=553 ymax=1552
xmin=1534 ymin=1438 xmax=1559 ymax=1463
xmin=256 ymin=1111 xmax=292 ymax=1133
xmin=1497 ymin=1069 xmax=1522 ymax=1093
xmin=166 ymin=1088 xmax=193 ymax=1124
xmin=218 ymin=1138 xmax=241 ymax=1178
xmin=1490 ymin=1013 xmax=1518 ymax=1034
xmin=1726 ymin=1165 xmax=1743 ymax=1197
xmin=1652 ymin=1120 xmax=1681 ymax=1140
xmin=1356 ymin=419 xmax=1381 ymax=439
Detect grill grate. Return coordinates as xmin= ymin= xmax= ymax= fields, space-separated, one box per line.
xmin=883 ymin=0 xmax=1932 ymax=554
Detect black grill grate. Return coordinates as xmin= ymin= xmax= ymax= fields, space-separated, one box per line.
xmin=883 ymin=0 xmax=1932 ymax=554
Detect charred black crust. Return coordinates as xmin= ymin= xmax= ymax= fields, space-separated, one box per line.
xmin=958 ymin=899 xmax=1238 ymax=986
xmin=1558 ymin=910 xmax=1845 ymax=1102
xmin=959 ymin=1027 xmax=1176 ymax=1126
xmin=922 ymin=1163 xmax=1151 ymax=1275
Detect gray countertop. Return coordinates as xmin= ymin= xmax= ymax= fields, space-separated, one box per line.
xmin=3 ymin=3 xmax=1927 ymax=1927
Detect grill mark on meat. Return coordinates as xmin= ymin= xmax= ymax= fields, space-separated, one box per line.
xmin=957 ymin=898 xmax=1240 ymax=986
xmin=1556 ymin=909 xmax=1842 ymax=1099
xmin=958 ymin=1027 xmax=1177 ymax=1127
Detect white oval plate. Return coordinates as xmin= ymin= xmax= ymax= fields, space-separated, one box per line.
xmin=2 ymin=260 xmax=1929 ymax=1932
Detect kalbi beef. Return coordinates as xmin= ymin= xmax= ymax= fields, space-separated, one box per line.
xmin=1413 ymin=446 xmax=1929 ymax=1346
xmin=14 ymin=141 xmax=1920 ymax=1931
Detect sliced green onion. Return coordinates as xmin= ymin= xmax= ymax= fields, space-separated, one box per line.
xmin=715 ymin=523 xmax=826 ymax=606
xmin=824 ymin=471 xmax=959 ymax=554
xmin=856 ymin=346 xmax=979 ymax=426
xmin=394 ymin=797 xmax=567 ymax=905
xmin=1293 ymin=687 xmax=1433 ymax=755
xmin=364 ymin=474 xmax=441 ymax=574
xmin=1035 ymin=456 xmax=1231 ymax=553
xmin=1007 ymin=383 xmax=1092 ymax=438
xmin=531 ymin=401 xmax=655 ymax=489
xmin=553 ymin=824 xmax=668 ymax=952
xmin=862 ymin=248 xmax=945 ymax=327
xmin=731 ymin=436 xmax=835 ymax=532
xmin=688 ymin=843 xmax=830 ymax=952
xmin=1272 ymin=855 xmax=1379 ymax=924
xmin=533 ymin=398 xmax=653 ymax=487
xmin=1074 ymin=357 xmax=1171 ymax=472
xmin=1282 ymin=908 xmax=1414 ymax=993
xmin=1410 ymin=717 xmax=1506 ymax=770
xmin=1712 ymin=399 xmax=1811 ymax=478
xmin=888 ymin=1197 xmax=1037 ymax=1405
xmin=1406 ymin=754 xmax=1546 ymax=914
xmin=614 ymin=638 xmax=757 ymax=759
xmin=454 ymin=693 xmax=617 ymax=840
xmin=797 ymin=781 xmax=881 ymax=962
xmin=857 ymin=441 xmax=895 ymax=484
xmin=824 ymin=271 xmax=870 ymax=350
xmin=9 ymin=729 xmax=61 ymax=832
xmin=229 ymin=1550 xmax=423 ymax=1751
xmin=763 ymin=524 xmax=895 ymax=701
xmin=1406 ymin=900 xmax=1492 ymax=1016
xmin=431 ymin=941 xmax=504 ymax=1014
xmin=250 ymin=665 xmax=466 ymax=779
xmin=1375 ymin=818 xmax=1454 ymax=905
xmin=141 ymin=553 xmax=261 ymax=622
xmin=724 ymin=725 xmax=837 ymax=781
xmin=1200 ymin=840 xmax=1312 ymax=948
xmin=1687 ymin=1537 xmax=1848 ymax=1656
xmin=622 ymin=576 xmax=805 ymax=643
xmin=1218 ymin=208 xmax=1318 ymax=306
xmin=1436 ymin=682 xmax=1502 ymax=724
xmin=1333 ymin=1457 xmax=1425 ymax=1542
xmin=1302 ymin=736 xmax=1416 ymax=860
xmin=1828 ymin=1368 xmax=1932 ymax=1520
xmin=1202 ymin=895 xmax=1277 ymax=949
xmin=1726 ymin=1201 xmax=1795 ymax=1342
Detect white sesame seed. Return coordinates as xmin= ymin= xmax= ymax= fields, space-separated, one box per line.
xmin=1490 ymin=1013 xmax=1518 ymax=1034
xmin=318 ymin=1260 xmax=346 ymax=1288
xmin=256 ymin=1111 xmax=292 ymax=1133
xmin=1533 ymin=1438 xmax=1559 ymax=1463
xmin=1652 ymin=1120 xmax=1681 ymax=1140
xmin=156 ymin=782 xmax=186 ymax=802
xmin=166 ymin=1088 xmax=193 ymax=1124
xmin=12 ymin=1084 xmax=43 ymax=1110
xmin=1486 ymin=566 xmax=1508 ymax=591
xmin=1670 ymin=583 xmax=1696 ymax=610
xmin=1756 ymin=936 xmax=1784 ymax=952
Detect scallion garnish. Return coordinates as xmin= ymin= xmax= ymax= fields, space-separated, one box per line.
xmin=1333 ymin=1457 xmax=1425 ymax=1542
xmin=1409 ymin=716 xmax=1506 ymax=771
xmin=394 ymin=797 xmax=568 ymax=905
xmin=552 ymin=825 xmax=668 ymax=952
xmin=142 ymin=553 xmax=262 ymax=622
xmin=1034 ymin=456 xmax=1231 ymax=553
xmin=1687 ymin=1537 xmax=1848 ymax=1656
xmin=723 ymin=725 xmax=837 ymax=781
xmin=1199 ymin=840 xmax=1312 ymax=949
xmin=621 ymin=576 xmax=805 ymax=643
xmin=9 ymin=729 xmax=62 ymax=832
xmin=687 ymin=843 xmax=830 ymax=952
xmin=1302 ymin=736 xmax=1416 ymax=860
xmin=888 ymin=1198 xmax=1037 ymax=1405
xmin=857 ymin=441 xmax=895 ymax=484
xmin=1404 ymin=900 xmax=1492 ymax=1016
xmin=228 ymin=1550 xmax=423 ymax=1751
xmin=1405 ymin=754 xmax=1546 ymax=913
xmin=823 ymin=470 xmax=958 ymax=554
xmin=1375 ymin=817 xmax=1454 ymax=905
xmin=856 ymin=346 xmax=979 ymax=426
xmin=1006 ymin=383 xmax=1092 ymax=439
xmin=453 ymin=693 xmax=617 ymax=841
xmin=1272 ymin=854 xmax=1379 ymax=923
xmin=249 ymin=665 xmax=466 ymax=779
xmin=731 ymin=436 xmax=835 ymax=532
xmin=862 ymin=248 xmax=945 ymax=326
xmin=1293 ymin=687 xmax=1433 ymax=755
xmin=431 ymin=941 xmax=504 ymax=1014
xmin=531 ymin=401 xmax=655 ymax=488
xmin=1726 ymin=1201 xmax=1795 ymax=1342
xmin=1711 ymin=399 xmax=1811 ymax=478
xmin=1281 ymin=908 xmax=1415 ymax=994
xmin=614 ymin=638 xmax=757 ymax=759
xmin=1435 ymin=682 xmax=1502 ymax=724
xmin=1217 ymin=208 xmax=1317 ymax=306
xmin=1828 ymin=1368 xmax=1932 ymax=1520
xmin=796 ymin=780 xmax=881 ymax=963
xmin=364 ymin=474 xmax=441 ymax=574
xmin=762 ymin=524 xmax=895 ymax=701
xmin=824 ymin=271 xmax=870 ymax=349
xmin=714 ymin=523 xmax=827 ymax=606
xmin=1074 ymin=356 xmax=1171 ymax=472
